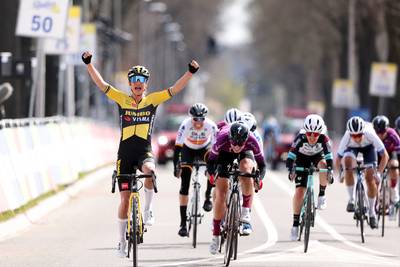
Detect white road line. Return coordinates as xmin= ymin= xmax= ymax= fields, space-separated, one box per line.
xmin=268 ymin=171 xmax=395 ymax=257
xmin=149 ymin=193 xmax=278 ymax=267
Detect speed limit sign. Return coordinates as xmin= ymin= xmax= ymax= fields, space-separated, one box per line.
xmin=15 ymin=0 xmax=69 ymax=39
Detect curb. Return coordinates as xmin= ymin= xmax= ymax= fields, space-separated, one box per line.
xmin=0 ymin=166 xmax=113 ymax=242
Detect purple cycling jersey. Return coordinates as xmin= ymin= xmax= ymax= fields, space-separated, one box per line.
xmin=382 ymin=128 xmax=400 ymax=154
xmin=209 ymin=125 xmax=265 ymax=166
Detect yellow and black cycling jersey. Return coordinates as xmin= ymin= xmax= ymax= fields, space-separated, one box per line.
xmin=104 ymin=85 xmax=173 ymax=154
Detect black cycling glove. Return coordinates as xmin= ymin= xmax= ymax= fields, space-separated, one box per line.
xmin=188 ymin=62 xmax=199 ymax=74
xmin=82 ymin=53 xmax=92 ymax=65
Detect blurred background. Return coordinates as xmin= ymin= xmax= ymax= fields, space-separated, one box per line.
xmin=1 ymin=0 xmax=400 ymax=155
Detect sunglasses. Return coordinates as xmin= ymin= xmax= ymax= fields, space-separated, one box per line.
xmin=350 ymin=133 xmax=363 ymax=138
xmin=193 ymin=117 xmax=205 ymax=122
xmin=305 ymin=132 xmax=320 ymax=138
xmin=129 ymin=75 xmax=148 ymax=83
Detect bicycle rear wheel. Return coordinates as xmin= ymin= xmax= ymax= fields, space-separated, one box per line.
xmin=192 ymin=185 xmax=199 ymax=248
xmin=356 ymin=183 xmax=365 ymax=243
xmin=303 ymin=189 xmax=312 ymax=253
xmin=224 ymin=192 xmax=239 ymax=267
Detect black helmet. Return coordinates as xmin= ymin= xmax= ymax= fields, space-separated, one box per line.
xmin=395 ymin=116 xmax=400 ymax=131
xmin=372 ymin=115 xmax=389 ymax=134
xmin=127 ymin=65 xmax=150 ymax=79
xmin=189 ymin=103 xmax=208 ymax=118
xmin=229 ymin=122 xmax=249 ymax=145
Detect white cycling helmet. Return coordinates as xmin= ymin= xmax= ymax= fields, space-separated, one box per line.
xmin=347 ymin=116 xmax=365 ymax=134
xmin=224 ymin=108 xmax=242 ymax=124
xmin=303 ymin=114 xmax=325 ymax=133
xmin=239 ymin=112 xmax=257 ymax=132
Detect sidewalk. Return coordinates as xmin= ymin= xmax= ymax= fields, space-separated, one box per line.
xmin=0 ymin=166 xmax=113 ymax=242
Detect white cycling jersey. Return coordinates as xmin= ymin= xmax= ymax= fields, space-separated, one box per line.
xmin=252 ymin=129 xmax=264 ymax=151
xmin=337 ymin=122 xmax=385 ymax=157
xmin=175 ymin=117 xmax=217 ymax=150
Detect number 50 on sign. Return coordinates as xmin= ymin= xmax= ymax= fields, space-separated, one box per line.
xmin=16 ymin=0 xmax=69 ymax=39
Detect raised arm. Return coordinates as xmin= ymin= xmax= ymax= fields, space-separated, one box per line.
xmin=82 ymin=51 xmax=108 ymax=92
xmin=169 ymin=60 xmax=199 ymax=96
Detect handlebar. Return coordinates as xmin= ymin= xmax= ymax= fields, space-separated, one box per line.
xmin=111 ymin=171 xmax=158 ymax=193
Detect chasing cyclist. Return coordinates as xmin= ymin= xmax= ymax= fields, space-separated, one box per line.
xmin=173 ymin=103 xmax=217 ymax=237
xmin=81 ymin=51 xmax=199 ymax=257
xmin=335 ymin=116 xmax=389 ymax=229
xmin=372 ymin=115 xmax=400 ymax=219
xmin=207 ymin=122 xmax=266 ymax=254
xmin=286 ymin=114 xmax=333 ymax=241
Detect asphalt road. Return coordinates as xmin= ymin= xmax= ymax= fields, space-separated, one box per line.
xmin=1 ymin=164 xmax=400 ymax=267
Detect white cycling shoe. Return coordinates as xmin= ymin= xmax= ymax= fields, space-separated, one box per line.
xmin=290 ymin=226 xmax=299 ymax=241
xmin=116 ymin=242 xmax=126 ymax=258
xmin=317 ymin=196 xmax=327 ymax=210
xmin=209 ymin=235 xmax=220 ymax=255
xmin=144 ymin=210 xmax=155 ymax=226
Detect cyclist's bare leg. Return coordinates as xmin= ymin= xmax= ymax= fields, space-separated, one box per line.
xmin=388 ymin=159 xmax=399 ymax=202
xmin=344 ymin=156 xmax=355 ymax=203
xmin=344 ymin=156 xmax=355 ymax=186
xmin=318 ymin=160 xmax=328 ymax=187
xmin=293 ymin=187 xmax=306 ymax=215
xmin=214 ymin=178 xmax=229 ymax=221
xmin=239 ymin=158 xmax=255 ymax=198
xmin=119 ymin=191 xmax=131 ymax=218
xmin=142 ymin=162 xmax=156 ymax=224
xmin=365 ymin=167 xmax=377 ymax=198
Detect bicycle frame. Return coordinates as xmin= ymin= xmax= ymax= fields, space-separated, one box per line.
xmin=295 ymin=163 xmax=328 ymax=253
xmin=111 ymin=168 xmax=157 ymax=266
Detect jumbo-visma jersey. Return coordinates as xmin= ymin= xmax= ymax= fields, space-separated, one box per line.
xmin=105 ymin=85 xmax=172 ymax=152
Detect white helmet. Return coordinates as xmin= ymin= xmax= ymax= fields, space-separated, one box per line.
xmin=224 ymin=108 xmax=242 ymax=124
xmin=303 ymin=114 xmax=325 ymax=133
xmin=239 ymin=112 xmax=257 ymax=132
xmin=347 ymin=116 xmax=365 ymax=134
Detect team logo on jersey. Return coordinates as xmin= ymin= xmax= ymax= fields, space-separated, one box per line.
xmin=123 ymin=115 xmax=132 ymax=122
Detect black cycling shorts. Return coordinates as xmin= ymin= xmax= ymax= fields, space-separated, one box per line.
xmin=116 ymin=152 xmax=155 ymax=192
xmin=215 ymin=150 xmax=255 ymax=178
xmin=294 ymin=153 xmax=324 ymax=188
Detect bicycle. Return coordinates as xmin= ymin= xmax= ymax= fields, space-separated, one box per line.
xmin=294 ymin=163 xmax=329 ymax=253
xmin=180 ymin=158 xmax=207 ymax=248
xmin=345 ymin=159 xmax=370 ymax=243
xmin=377 ymin=166 xmax=400 ymax=236
xmin=217 ymin=161 xmax=259 ymax=267
xmin=112 ymin=168 xmax=158 ymax=267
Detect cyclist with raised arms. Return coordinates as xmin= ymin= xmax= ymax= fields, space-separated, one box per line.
xmin=81 ymin=51 xmax=199 ymax=257
xmin=207 ymin=122 xmax=266 ymax=254
xmin=372 ymin=115 xmax=400 ymax=218
xmin=173 ymin=103 xmax=217 ymax=237
xmin=286 ymin=114 xmax=333 ymax=241
xmin=335 ymin=116 xmax=389 ymax=229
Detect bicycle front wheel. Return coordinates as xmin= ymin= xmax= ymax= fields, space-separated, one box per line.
xmin=303 ymin=189 xmax=312 ymax=253
xmin=130 ymin=197 xmax=139 ymax=267
xmin=224 ymin=192 xmax=239 ymax=267
xmin=356 ymin=183 xmax=365 ymax=243
xmin=192 ymin=185 xmax=199 ymax=248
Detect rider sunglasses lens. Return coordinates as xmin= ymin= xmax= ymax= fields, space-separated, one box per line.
xmin=193 ymin=117 xmax=205 ymax=122
xmin=129 ymin=75 xmax=148 ymax=83
xmin=351 ymin=133 xmax=363 ymax=138
xmin=306 ymin=132 xmax=319 ymax=137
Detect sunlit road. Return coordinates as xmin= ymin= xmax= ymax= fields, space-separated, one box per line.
xmin=1 ymin=164 xmax=400 ymax=267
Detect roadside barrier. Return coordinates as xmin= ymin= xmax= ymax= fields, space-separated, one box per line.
xmin=0 ymin=117 xmax=118 ymax=213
